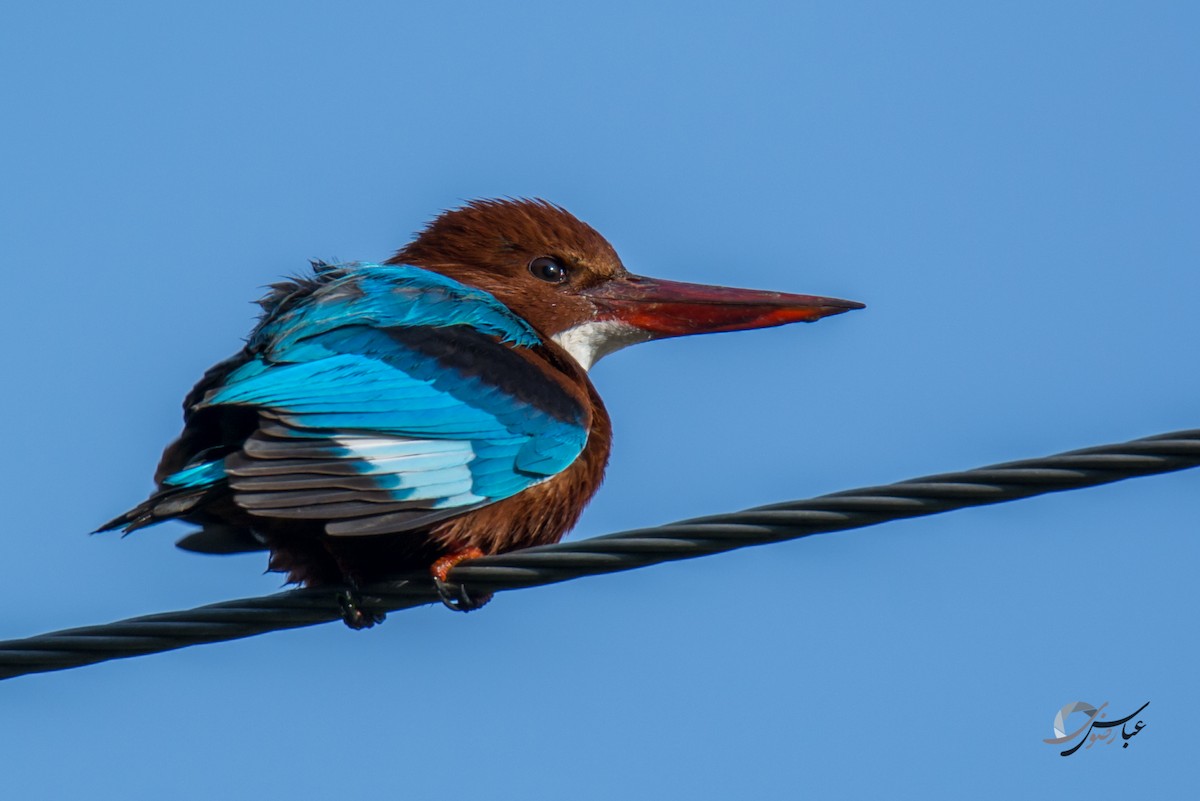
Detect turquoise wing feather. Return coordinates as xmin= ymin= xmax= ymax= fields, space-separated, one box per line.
xmin=162 ymin=264 xmax=588 ymax=537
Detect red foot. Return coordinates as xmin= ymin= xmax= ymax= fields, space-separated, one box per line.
xmin=430 ymin=547 xmax=485 ymax=583
xmin=430 ymin=547 xmax=491 ymax=612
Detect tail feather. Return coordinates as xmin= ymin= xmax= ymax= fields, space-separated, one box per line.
xmin=95 ymin=485 xmax=219 ymax=534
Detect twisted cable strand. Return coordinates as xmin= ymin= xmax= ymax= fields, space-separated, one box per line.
xmin=2 ymin=429 xmax=1196 ymax=680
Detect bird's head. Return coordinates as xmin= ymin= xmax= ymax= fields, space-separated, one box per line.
xmin=389 ymin=198 xmax=863 ymax=370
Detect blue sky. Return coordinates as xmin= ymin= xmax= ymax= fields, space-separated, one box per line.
xmin=1 ymin=2 xmax=1196 ymax=798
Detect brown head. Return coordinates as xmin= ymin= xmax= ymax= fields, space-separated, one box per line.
xmin=389 ymin=198 xmax=863 ymax=370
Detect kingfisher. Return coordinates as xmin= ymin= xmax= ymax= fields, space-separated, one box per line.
xmin=99 ymin=199 xmax=863 ymax=626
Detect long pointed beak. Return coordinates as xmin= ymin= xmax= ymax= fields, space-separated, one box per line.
xmin=583 ymin=273 xmax=864 ymax=339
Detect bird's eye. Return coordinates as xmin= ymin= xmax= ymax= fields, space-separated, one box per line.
xmin=529 ymin=256 xmax=569 ymax=284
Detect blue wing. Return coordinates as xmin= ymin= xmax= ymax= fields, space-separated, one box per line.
xmin=161 ymin=264 xmax=589 ymax=538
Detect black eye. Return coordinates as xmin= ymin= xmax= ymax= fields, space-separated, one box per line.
xmin=529 ymin=256 xmax=569 ymax=284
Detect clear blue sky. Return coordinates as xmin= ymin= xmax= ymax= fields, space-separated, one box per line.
xmin=1 ymin=2 xmax=1196 ymax=798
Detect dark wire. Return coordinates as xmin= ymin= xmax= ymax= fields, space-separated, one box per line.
xmin=2 ymin=429 xmax=1196 ymax=680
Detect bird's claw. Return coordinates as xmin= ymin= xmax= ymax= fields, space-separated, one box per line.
xmin=431 ymin=547 xmax=492 ymax=613
xmin=434 ymin=578 xmax=493 ymax=612
xmin=336 ymin=588 xmax=386 ymax=630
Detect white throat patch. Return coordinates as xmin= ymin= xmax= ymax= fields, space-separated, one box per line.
xmin=551 ymin=320 xmax=653 ymax=371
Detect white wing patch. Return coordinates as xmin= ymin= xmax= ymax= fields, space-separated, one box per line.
xmin=332 ymin=435 xmax=486 ymax=505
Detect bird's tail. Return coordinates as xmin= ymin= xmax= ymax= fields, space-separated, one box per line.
xmin=96 ymin=457 xmax=269 ymax=554
xmin=94 ymin=484 xmax=222 ymax=535
xmin=95 ymin=457 xmax=229 ymax=534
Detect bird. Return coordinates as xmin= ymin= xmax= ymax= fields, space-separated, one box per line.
xmin=99 ymin=198 xmax=863 ymax=627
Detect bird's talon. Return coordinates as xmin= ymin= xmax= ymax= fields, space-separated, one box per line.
xmin=434 ymin=578 xmax=493 ymax=612
xmin=337 ymin=588 xmax=386 ymax=630
xmin=430 ymin=547 xmax=491 ymax=612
